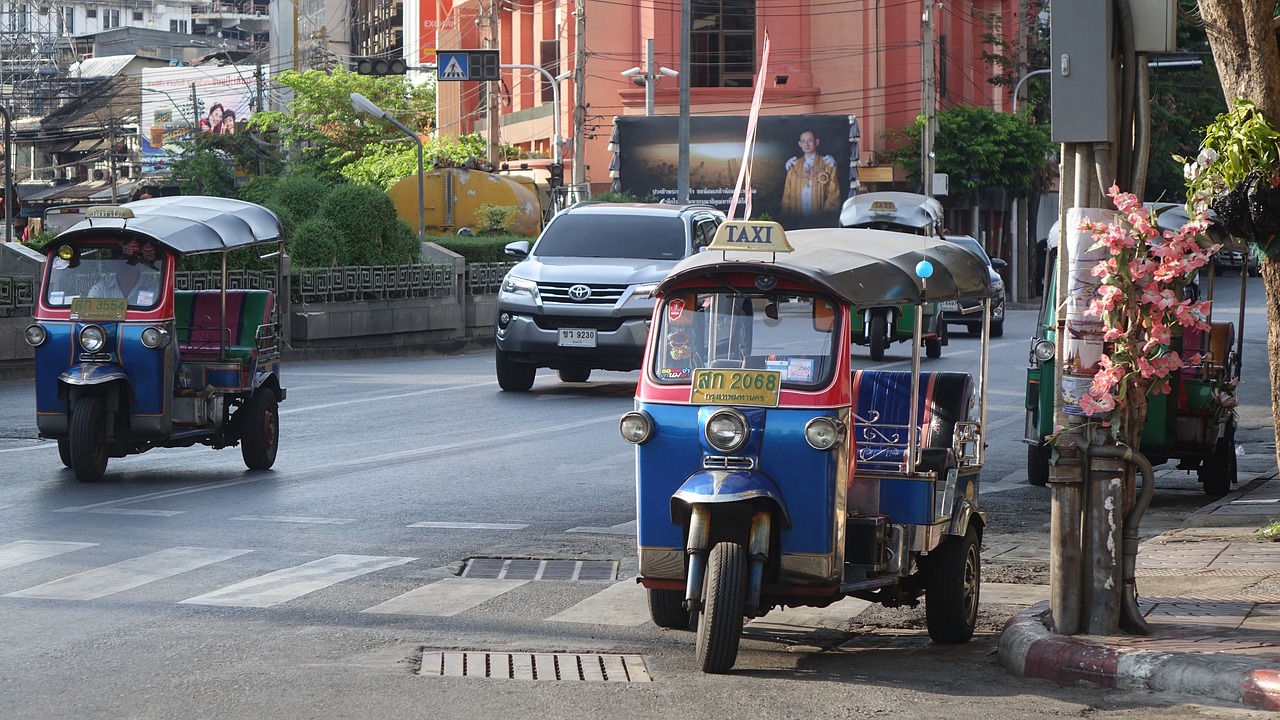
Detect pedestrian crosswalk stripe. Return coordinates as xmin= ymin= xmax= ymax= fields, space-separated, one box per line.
xmin=0 ymin=540 xmax=97 ymax=571
xmin=232 ymin=515 xmax=358 ymax=525
xmin=545 ymin=579 xmax=649 ymax=625
xmin=5 ymin=547 xmax=250 ymax=600
xmin=565 ymin=520 xmax=637 ymax=536
xmin=363 ymin=577 xmax=528 ymax=616
xmin=408 ymin=521 xmax=528 ymax=530
xmin=179 ymin=554 xmax=416 ymax=608
xmin=86 ymin=508 xmax=185 ymax=517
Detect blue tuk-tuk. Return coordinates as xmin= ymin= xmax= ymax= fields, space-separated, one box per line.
xmin=24 ymin=197 xmax=286 ymax=483
xmin=839 ymin=192 xmax=949 ymax=360
xmin=622 ymin=220 xmax=993 ymax=672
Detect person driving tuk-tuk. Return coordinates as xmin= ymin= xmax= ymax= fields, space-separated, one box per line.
xmin=87 ymin=256 xmax=161 ymax=305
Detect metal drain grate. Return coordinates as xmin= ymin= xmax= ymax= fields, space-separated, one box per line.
xmin=419 ymin=651 xmax=652 ymax=682
xmin=462 ymin=558 xmax=618 ymax=582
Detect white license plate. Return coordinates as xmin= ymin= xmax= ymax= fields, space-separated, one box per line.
xmin=938 ymin=301 xmax=959 ymax=311
xmin=558 ymin=328 xmax=597 ymax=348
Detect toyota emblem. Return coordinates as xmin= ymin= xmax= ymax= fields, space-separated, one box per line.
xmin=568 ymin=284 xmax=592 ymax=301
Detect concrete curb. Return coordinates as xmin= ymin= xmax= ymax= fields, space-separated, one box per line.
xmin=1183 ymin=471 xmax=1279 ymax=529
xmin=999 ymin=603 xmax=1280 ymax=711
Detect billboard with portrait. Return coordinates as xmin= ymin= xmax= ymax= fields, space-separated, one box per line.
xmin=140 ymin=66 xmax=263 ymax=174
xmin=614 ymin=114 xmax=859 ymax=229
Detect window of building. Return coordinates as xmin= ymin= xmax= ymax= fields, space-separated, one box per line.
xmin=85 ymin=7 xmax=96 ymax=19
xmin=62 ymin=7 xmax=74 ymax=33
xmin=540 ymin=40 xmax=560 ymax=104
xmin=691 ymin=0 xmax=756 ymax=88
xmin=16 ymin=3 xmax=29 ymax=32
xmin=133 ymin=10 xmax=143 ymax=21
xmin=103 ymin=9 xmax=120 ymax=27
xmin=170 ymin=19 xmax=188 ymax=33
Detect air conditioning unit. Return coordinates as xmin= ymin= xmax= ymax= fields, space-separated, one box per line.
xmin=63 ymin=167 xmax=77 ymax=181
xmin=92 ymin=168 xmax=106 ymax=180
xmin=119 ymin=165 xmax=133 ymax=178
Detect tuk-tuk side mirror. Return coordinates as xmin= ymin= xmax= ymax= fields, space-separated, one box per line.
xmin=813 ymin=300 xmax=835 ymax=332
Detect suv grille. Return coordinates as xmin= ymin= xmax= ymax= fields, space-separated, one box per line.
xmin=538 ymin=282 xmax=630 ymax=304
xmin=533 ymin=315 xmax=625 ymax=332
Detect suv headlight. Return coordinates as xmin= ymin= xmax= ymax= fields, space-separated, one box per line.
xmin=631 ymin=282 xmax=659 ymax=298
xmin=501 ymin=274 xmax=540 ymax=301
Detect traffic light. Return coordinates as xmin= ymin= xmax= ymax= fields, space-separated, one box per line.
xmin=548 ymin=162 xmax=564 ymax=188
xmin=354 ymin=57 xmax=407 ymax=75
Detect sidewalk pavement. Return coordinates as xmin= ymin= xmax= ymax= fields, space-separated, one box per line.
xmin=999 ymin=470 xmax=1280 ymax=711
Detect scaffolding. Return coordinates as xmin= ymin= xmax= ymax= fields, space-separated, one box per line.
xmin=0 ymin=1 xmax=77 ymax=120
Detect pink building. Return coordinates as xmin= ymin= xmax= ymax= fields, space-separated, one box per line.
xmin=429 ymin=0 xmax=1022 ymax=196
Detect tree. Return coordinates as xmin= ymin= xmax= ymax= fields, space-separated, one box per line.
xmin=247 ymin=68 xmax=436 ymax=179
xmin=1194 ymin=0 xmax=1280 ymax=471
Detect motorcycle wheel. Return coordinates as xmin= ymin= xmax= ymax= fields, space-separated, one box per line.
xmin=495 ymin=348 xmax=536 ymax=391
xmin=695 ymin=541 xmax=747 ymax=674
xmin=69 ymin=396 xmax=108 ymax=483
xmin=647 ymin=588 xmax=690 ymax=630
xmin=1027 ymin=441 xmax=1050 ymax=487
xmin=241 ymin=390 xmax=280 ymax=471
xmin=57 ymin=438 xmax=72 ymax=468
xmin=1200 ymin=431 xmax=1237 ymax=498
xmin=868 ymin=314 xmax=887 ymax=361
xmin=925 ymin=525 xmax=981 ymax=644
xmin=558 ymin=367 xmax=591 ymax=383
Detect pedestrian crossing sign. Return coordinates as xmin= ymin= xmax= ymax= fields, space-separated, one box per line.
xmin=435 ymin=50 xmax=500 ymax=81
xmin=439 ymin=52 xmax=468 ymax=80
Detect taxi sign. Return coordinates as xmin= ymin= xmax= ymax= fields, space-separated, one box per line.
xmin=83 ymin=206 xmax=135 ymax=220
xmin=706 ymin=220 xmax=793 ymax=253
xmin=868 ymin=200 xmax=898 ymax=214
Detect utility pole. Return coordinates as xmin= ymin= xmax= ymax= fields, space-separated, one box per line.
xmin=255 ymin=64 xmax=266 ymax=175
xmin=191 ymin=83 xmax=201 ymax=134
xmin=486 ymin=0 xmax=501 ymax=165
xmin=572 ymin=0 xmax=587 ymax=186
xmin=108 ymin=121 xmax=118 ymax=203
xmin=920 ymin=0 xmax=936 ymax=198
xmin=677 ymin=0 xmax=690 ymax=204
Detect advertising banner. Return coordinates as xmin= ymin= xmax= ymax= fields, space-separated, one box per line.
xmin=614 ymin=114 xmax=859 ymax=230
xmin=417 ymin=0 xmax=457 ymax=65
xmin=140 ymin=66 xmax=263 ymax=174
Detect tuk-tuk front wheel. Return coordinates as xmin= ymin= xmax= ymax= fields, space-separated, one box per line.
xmin=647 ymin=588 xmax=691 ymax=630
xmin=69 ymin=396 xmax=108 ymax=483
xmin=1200 ymin=432 xmax=1237 ymax=498
xmin=925 ymin=525 xmax=980 ymax=644
xmin=694 ymin=541 xmax=747 ymax=674
xmin=1027 ymin=441 xmax=1050 ymax=487
xmin=241 ymin=390 xmax=279 ymax=471
xmin=868 ymin=314 xmax=888 ymax=361
xmin=57 ymin=438 xmax=72 ymax=468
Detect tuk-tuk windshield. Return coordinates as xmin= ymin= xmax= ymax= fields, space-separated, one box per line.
xmin=653 ymin=291 xmax=838 ymax=389
xmin=44 ymin=241 xmax=167 ymax=311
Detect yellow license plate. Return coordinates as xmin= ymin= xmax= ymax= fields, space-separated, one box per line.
xmin=70 ymin=296 xmax=127 ymax=321
xmin=690 ymin=369 xmax=781 ymax=407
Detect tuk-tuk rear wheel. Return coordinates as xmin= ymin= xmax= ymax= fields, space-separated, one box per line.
xmin=695 ymin=541 xmax=747 ymax=674
xmin=69 ymin=396 xmax=108 ymax=483
xmin=647 ymin=588 xmax=690 ymax=630
xmin=241 ymin=390 xmax=279 ymax=471
xmin=1200 ymin=432 xmax=1237 ymax=498
xmin=1027 ymin=442 xmax=1050 ymax=487
xmin=925 ymin=525 xmax=980 ymax=644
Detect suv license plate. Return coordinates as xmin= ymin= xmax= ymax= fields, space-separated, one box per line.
xmin=558 ymin=328 xmax=597 ymax=348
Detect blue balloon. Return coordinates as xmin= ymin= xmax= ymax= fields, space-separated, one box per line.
xmin=916 ymin=260 xmax=934 ymax=279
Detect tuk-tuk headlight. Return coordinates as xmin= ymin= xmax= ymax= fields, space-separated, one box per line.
xmin=705 ymin=408 xmax=749 ymax=453
xmin=619 ymin=410 xmax=654 ymax=444
xmin=24 ymin=324 xmax=47 ymax=347
xmin=79 ymin=324 xmax=107 ymax=353
xmin=140 ymin=326 xmax=170 ymax=349
xmin=804 ymin=417 xmax=845 ymax=451
xmin=1033 ymin=339 xmax=1056 ymax=362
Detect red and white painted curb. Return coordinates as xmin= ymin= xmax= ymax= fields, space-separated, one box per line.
xmin=999 ymin=603 xmax=1280 ymax=711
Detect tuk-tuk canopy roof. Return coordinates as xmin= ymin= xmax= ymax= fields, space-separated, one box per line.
xmin=659 ymin=227 xmax=991 ymax=306
xmin=839 ymin=191 xmax=944 ymax=231
xmin=48 ymin=196 xmax=283 ymax=255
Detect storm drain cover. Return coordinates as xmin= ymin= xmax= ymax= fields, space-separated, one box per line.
xmin=419 ymin=651 xmax=652 ymax=682
xmin=462 ymin=558 xmax=618 ymax=582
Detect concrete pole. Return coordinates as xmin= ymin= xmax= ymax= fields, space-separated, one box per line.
xmin=572 ymin=0 xmax=586 ymax=186
xmin=645 ymin=38 xmax=655 ymax=117
xmin=677 ymin=0 xmax=690 ymax=204
xmin=920 ymin=1 xmax=935 ymax=198
xmin=1 ymin=104 xmax=11 ymax=243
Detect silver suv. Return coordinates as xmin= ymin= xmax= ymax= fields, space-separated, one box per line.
xmin=494 ymin=202 xmax=725 ymax=391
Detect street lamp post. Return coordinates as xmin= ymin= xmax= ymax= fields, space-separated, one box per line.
xmin=350 ymin=92 xmax=425 ymax=243
xmin=1 ymin=104 xmax=11 ymax=243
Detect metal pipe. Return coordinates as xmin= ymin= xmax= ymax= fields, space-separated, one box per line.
xmin=1131 ymin=56 xmax=1151 ymax=198
xmin=1082 ymin=452 xmax=1123 ymax=635
xmin=908 ymin=305 xmax=922 ymax=471
xmin=1 ymin=104 xmax=11 ymax=243
xmin=684 ymin=505 xmax=712 ymax=608
xmin=1049 ymin=478 xmax=1083 ymax=634
xmin=1079 ymin=441 xmax=1155 ymax=635
xmin=746 ymin=510 xmax=771 ymax=614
